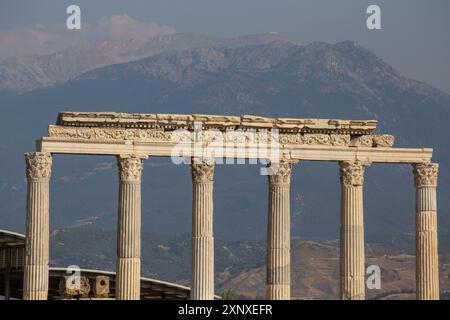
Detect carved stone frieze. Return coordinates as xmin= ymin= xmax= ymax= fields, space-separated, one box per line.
xmin=279 ymin=134 xmax=303 ymax=145
xmin=349 ymin=135 xmax=395 ymax=148
xmin=372 ymin=135 xmax=395 ymax=148
xmin=279 ymin=133 xmax=351 ymax=146
xmin=350 ymin=135 xmax=373 ymax=147
xmin=49 ymin=126 xmax=174 ymax=142
xmin=303 ymin=134 xmax=332 ymax=145
xmin=331 ymin=135 xmax=351 ymax=146
xmin=48 ymin=120 xmax=394 ymax=147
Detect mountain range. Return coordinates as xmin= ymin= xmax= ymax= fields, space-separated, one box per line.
xmin=0 ymin=32 xmax=449 ymax=253
xmin=0 ymin=32 xmax=300 ymax=93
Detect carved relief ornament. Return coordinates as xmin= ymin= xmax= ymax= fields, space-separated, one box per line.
xmin=339 ymin=161 xmax=365 ymax=187
xmin=191 ymin=162 xmax=215 ymax=183
xmin=413 ymin=163 xmax=439 ymax=188
xmin=25 ymin=152 xmax=52 ymax=180
xmin=117 ymin=155 xmax=145 ymax=182
xmin=268 ymin=161 xmax=293 ymax=185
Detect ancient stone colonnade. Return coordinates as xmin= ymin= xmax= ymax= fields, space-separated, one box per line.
xmin=23 ymin=112 xmax=439 ymax=300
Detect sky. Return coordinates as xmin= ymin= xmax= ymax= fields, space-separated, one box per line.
xmin=0 ymin=0 xmax=449 ymax=94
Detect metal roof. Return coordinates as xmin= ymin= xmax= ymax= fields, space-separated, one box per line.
xmin=0 ymin=229 xmax=25 ymax=247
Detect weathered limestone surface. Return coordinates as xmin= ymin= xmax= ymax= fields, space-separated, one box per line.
xmin=413 ymin=163 xmax=439 ymax=300
xmin=266 ymin=161 xmax=294 ymax=300
xmin=339 ymin=161 xmax=365 ymax=300
xmin=56 ymin=111 xmax=378 ymax=134
xmin=191 ymin=161 xmax=215 ymax=300
xmin=116 ymin=155 xmax=144 ymax=300
xmin=23 ymin=152 xmax=52 ymax=300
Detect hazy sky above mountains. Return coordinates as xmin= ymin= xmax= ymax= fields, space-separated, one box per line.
xmin=0 ymin=0 xmax=449 ymax=94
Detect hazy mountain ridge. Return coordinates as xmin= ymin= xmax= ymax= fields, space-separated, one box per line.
xmin=74 ymin=39 xmax=450 ymax=113
xmin=0 ymin=32 xmax=299 ymax=93
xmin=50 ymin=225 xmax=267 ymax=291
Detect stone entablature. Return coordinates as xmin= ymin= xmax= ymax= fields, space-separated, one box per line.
xmin=50 ymin=112 xmax=393 ymax=148
xmin=57 ymin=112 xmax=377 ymax=134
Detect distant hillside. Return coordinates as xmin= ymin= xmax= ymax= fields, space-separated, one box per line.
xmin=50 ymin=225 xmax=266 ymax=292
xmin=49 ymin=226 xmax=450 ymax=300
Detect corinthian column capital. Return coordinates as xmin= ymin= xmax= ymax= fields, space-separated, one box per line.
xmin=339 ymin=161 xmax=365 ymax=187
xmin=413 ymin=163 xmax=439 ymax=188
xmin=268 ymin=161 xmax=294 ymax=185
xmin=191 ymin=161 xmax=215 ymax=183
xmin=117 ymin=155 xmax=145 ymax=182
xmin=25 ymin=152 xmax=52 ymax=181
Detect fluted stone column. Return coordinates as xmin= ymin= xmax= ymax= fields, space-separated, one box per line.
xmin=339 ymin=161 xmax=365 ymax=300
xmin=191 ymin=161 xmax=215 ymax=300
xmin=266 ymin=161 xmax=293 ymax=300
xmin=23 ymin=152 xmax=52 ymax=300
xmin=116 ymin=155 xmax=145 ymax=300
xmin=413 ymin=163 xmax=439 ymax=300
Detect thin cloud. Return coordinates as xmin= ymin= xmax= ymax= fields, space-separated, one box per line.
xmin=93 ymin=162 xmax=114 ymax=171
xmin=93 ymin=14 xmax=175 ymax=42
xmin=0 ymin=14 xmax=176 ymax=60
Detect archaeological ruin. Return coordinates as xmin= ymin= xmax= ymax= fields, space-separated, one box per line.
xmin=23 ymin=112 xmax=439 ymax=300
